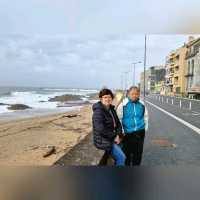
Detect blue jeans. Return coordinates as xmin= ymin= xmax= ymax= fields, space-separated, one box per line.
xmin=111 ymin=144 xmax=126 ymax=166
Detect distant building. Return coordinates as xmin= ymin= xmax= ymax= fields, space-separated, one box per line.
xmin=185 ymin=37 xmax=200 ymax=99
xmin=140 ymin=65 xmax=165 ymax=95
xmin=165 ymin=45 xmax=187 ymax=96
xmin=149 ymin=66 xmax=166 ymax=94
xmin=140 ymin=70 xmax=150 ymax=95
xmin=155 ymin=81 xmax=166 ymax=95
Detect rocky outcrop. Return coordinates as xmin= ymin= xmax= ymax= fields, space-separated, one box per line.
xmin=0 ymin=103 xmax=9 ymax=106
xmin=7 ymin=104 xmax=32 ymax=110
xmin=48 ymin=94 xmax=82 ymax=102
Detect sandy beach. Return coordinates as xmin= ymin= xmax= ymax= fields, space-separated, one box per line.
xmin=0 ymin=105 xmax=93 ymax=165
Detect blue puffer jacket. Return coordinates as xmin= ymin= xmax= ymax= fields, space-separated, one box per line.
xmin=122 ymin=98 xmax=145 ymax=134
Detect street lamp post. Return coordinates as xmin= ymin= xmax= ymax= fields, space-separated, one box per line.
xmin=144 ymin=35 xmax=147 ymax=101
xmin=132 ymin=61 xmax=142 ymax=86
xmin=123 ymin=71 xmax=131 ymax=90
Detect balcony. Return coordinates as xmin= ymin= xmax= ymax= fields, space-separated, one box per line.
xmin=169 ymin=62 xmax=175 ymax=66
xmin=174 ymin=62 xmax=179 ymax=68
xmin=165 ymin=80 xmax=173 ymax=86
xmin=186 ymin=87 xmax=200 ymax=94
xmin=174 ymin=81 xmax=179 ymax=86
xmin=185 ymin=72 xmax=194 ymax=77
xmin=169 ymin=50 xmax=176 ymax=57
xmin=185 ymin=50 xmax=199 ymax=59
xmin=174 ymin=70 xmax=179 ymax=75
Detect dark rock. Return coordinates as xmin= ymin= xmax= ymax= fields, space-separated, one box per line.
xmin=0 ymin=103 xmax=10 ymax=106
xmin=48 ymin=94 xmax=82 ymax=102
xmin=7 ymin=104 xmax=32 ymax=110
xmin=39 ymin=100 xmax=46 ymax=103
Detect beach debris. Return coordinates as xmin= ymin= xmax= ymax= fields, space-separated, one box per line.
xmin=62 ymin=114 xmax=80 ymax=118
xmin=25 ymin=145 xmax=39 ymax=151
xmin=43 ymin=146 xmax=56 ymax=158
xmin=7 ymin=104 xmax=32 ymax=110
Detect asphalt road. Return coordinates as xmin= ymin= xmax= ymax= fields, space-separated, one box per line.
xmin=55 ymin=95 xmax=200 ymax=166
xmin=142 ymin=95 xmax=200 ymax=166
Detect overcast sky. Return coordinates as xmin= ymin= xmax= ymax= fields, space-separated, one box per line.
xmin=0 ymin=0 xmax=200 ymax=89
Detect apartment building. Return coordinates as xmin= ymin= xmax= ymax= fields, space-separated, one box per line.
xmin=185 ymin=37 xmax=200 ymax=99
xmin=165 ymin=45 xmax=187 ymax=96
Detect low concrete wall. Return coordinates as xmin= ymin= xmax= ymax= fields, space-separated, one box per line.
xmin=54 ymin=133 xmax=107 ymax=166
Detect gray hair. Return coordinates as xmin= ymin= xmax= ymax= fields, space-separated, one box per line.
xmin=127 ymin=86 xmax=140 ymax=94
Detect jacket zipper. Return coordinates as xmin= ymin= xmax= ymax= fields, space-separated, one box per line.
xmin=109 ymin=109 xmax=116 ymax=131
xmin=133 ymin=103 xmax=137 ymax=131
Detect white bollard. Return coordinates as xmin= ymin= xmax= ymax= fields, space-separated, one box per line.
xmin=166 ymin=98 xmax=168 ymax=103
xmin=172 ymin=99 xmax=174 ymax=105
xmin=179 ymin=100 xmax=182 ymax=108
xmin=189 ymin=101 xmax=192 ymax=110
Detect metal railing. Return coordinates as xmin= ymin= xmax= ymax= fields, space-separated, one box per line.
xmin=147 ymin=94 xmax=200 ymax=113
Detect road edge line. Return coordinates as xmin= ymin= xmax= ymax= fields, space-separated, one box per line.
xmin=146 ymin=100 xmax=200 ymax=135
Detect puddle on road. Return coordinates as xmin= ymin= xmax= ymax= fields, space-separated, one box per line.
xmin=152 ymin=139 xmax=177 ymax=148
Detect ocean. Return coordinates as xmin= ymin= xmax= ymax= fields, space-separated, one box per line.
xmin=0 ymin=86 xmax=98 ymax=121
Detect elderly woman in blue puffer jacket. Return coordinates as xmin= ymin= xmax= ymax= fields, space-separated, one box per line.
xmin=117 ymin=86 xmax=148 ymax=166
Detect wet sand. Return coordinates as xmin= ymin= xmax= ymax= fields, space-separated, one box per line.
xmin=0 ymin=105 xmax=92 ymax=165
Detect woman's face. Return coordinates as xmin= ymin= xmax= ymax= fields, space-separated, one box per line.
xmin=128 ymin=89 xmax=140 ymax=101
xmin=100 ymin=95 xmax=113 ymax=107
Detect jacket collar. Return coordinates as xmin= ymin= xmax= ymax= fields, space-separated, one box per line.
xmin=98 ymin=101 xmax=115 ymax=111
xmin=128 ymin=97 xmax=139 ymax=103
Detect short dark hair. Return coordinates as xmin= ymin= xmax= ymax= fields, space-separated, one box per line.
xmin=128 ymin=86 xmax=140 ymax=94
xmin=99 ymin=88 xmax=114 ymax=99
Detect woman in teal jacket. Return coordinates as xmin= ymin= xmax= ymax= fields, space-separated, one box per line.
xmin=121 ymin=86 xmax=147 ymax=166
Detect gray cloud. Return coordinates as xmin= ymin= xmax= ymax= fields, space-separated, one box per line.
xmin=0 ymin=34 xmax=198 ymax=89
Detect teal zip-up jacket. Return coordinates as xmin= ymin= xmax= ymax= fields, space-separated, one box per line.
xmin=122 ymin=97 xmax=145 ymax=134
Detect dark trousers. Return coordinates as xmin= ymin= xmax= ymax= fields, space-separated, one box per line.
xmin=122 ymin=129 xmax=145 ymax=166
xmin=99 ymin=151 xmax=110 ymax=166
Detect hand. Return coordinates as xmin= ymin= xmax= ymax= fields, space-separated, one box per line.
xmin=114 ymin=135 xmax=120 ymax=144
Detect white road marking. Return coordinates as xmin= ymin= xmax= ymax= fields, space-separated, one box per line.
xmin=146 ymin=100 xmax=200 ymax=135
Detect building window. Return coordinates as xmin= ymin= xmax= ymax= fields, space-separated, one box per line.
xmin=191 ymin=59 xmax=194 ymax=74
xmin=187 ymin=78 xmax=190 ymax=90
xmin=176 ymin=87 xmax=180 ymax=93
xmin=188 ymin=60 xmax=190 ymax=74
xmin=191 ymin=76 xmax=193 ymax=87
